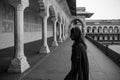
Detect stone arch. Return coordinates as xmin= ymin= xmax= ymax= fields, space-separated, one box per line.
xmin=109 ymin=26 xmax=113 ymax=33
xmin=56 ymin=13 xmax=63 ymax=42
xmin=87 ymin=26 xmax=91 ymax=33
xmin=92 ymin=26 xmax=97 ymax=33
xmin=114 ymin=26 xmax=118 ymax=33
xmin=55 ymin=13 xmax=61 ymax=40
xmin=24 ymin=0 xmax=42 ymax=32
xmin=69 ymin=18 xmax=84 ymax=34
xmin=47 ymin=5 xmax=57 ymax=46
xmin=103 ymin=26 xmax=108 ymax=33
xmin=98 ymin=26 xmax=102 ymax=33
xmin=48 ymin=5 xmax=56 ymax=17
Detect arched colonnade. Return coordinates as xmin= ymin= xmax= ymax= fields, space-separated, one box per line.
xmin=86 ymin=25 xmax=120 ymax=41
xmin=2 ymin=0 xmax=68 ymax=73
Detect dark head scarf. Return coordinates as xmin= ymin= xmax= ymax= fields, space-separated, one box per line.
xmin=70 ymin=26 xmax=87 ymax=49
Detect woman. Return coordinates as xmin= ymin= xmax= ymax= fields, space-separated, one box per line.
xmin=64 ymin=26 xmax=89 ymax=80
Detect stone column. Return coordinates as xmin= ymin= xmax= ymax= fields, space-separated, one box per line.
xmin=62 ymin=24 xmax=65 ymax=41
xmin=64 ymin=24 xmax=67 ymax=40
xmin=51 ymin=17 xmax=58 ymax=46
xmin=58 ymin=22 xmax=63 ymax=43
xmin=81 ymin=17 xmax=86 ymax=36
xmin=83 ymin=21 xmax=86 ymax=36
xmin=8 ymin=0 xmax=30 ymax=73
xmin=39 ymin=12 xmax=50 ymax=53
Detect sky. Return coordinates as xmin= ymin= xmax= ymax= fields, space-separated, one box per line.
xmin=76 ymin=0 xmax=120 ymax=19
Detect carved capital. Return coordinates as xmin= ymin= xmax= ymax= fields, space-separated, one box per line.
xmin=58 ymin=21 xmax=61 ymax=24
xmin=60 ymin=21 xmax=63 ymax=24
xmin=9 ymin=0 xmax=29 ymax=11
xmin=38 ymin=0 xmax=46 ymax=11
xmin=51 ymin=17 xmax=57 ymax=22
xmin=39 ymin=11 xmax=48 ymax=18
xmin=38 ymin=0 xmax=48 ymax=17
xmin=63 ymin=24 xmax=65 ymax=26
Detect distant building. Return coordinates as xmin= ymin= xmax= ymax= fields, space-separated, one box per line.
xmin=86 ymin=19 xmax=120 ymax=44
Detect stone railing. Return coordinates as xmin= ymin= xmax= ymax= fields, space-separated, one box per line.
xmin=85 ymin=36 xmax=120 ymax=67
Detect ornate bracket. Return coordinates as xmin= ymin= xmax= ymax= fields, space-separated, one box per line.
xmin=38 ymin=0 xmax=48 ymax=17
xmin=9 ymin=0 xmax=29 ymax=11
xmin=38 ymin=0 xmax=46 ymax=12
xmin=51 ymin=17 xmax=58 ymax=22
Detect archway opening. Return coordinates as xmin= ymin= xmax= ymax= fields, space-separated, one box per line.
xmin=47 ymin=5 xmax=56 ymax=46
xmin=69 ymin=19 xmax=85 ymax=35
xmin=87 ymin=26 xmax=91 ymax=33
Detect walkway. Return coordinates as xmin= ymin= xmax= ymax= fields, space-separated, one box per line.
xmin=87 ymin=39 xmax=120 ymax=80
xmin=20 ymin=38 xmax=120 ymax=80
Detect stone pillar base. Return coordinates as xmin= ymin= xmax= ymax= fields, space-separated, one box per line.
xmin=52 ymin=41 xmax=58 ymax=46
xmin=58 ymin=38 xmax=63 ymax=43
xmin=8 ymin=56 xmax=30 ymax=73
xmin=62 ymin=36 xmax=65 ymax=41
xmin=40 ymin=45 xmax=50 ymax=53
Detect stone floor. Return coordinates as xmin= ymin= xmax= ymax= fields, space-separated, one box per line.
xmin=87 ymin=39 xmax=120 ymax=80
xmin=0 ymin=38 xmax=120 ymax=80
xmin=21 ymin=38 xmax=120 ymax=80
